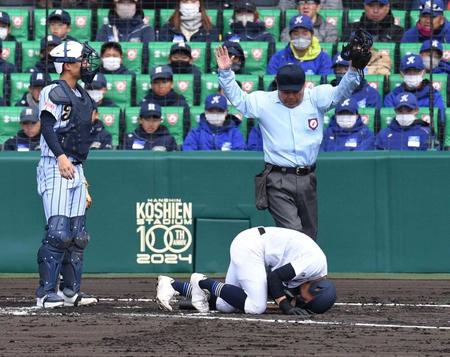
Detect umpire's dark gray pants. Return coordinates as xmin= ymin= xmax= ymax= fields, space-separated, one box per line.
xmin=266 ymin=170 xmax=318 ymax=240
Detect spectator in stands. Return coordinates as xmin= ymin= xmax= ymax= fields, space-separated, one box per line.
xmin=267 ymin=15 xmax=332 ymax=75
xmin=320 ymin=98 xmax=375 ymax=152
xmin=89 ymin=108 xmax=113 ymax=150
xmin=98 ymin=42 xmax=135 ymax=76
xmin=124 ymin=102 xmax=178 ymax=151
xmin=0 ymin=11 xmax=16 ymax=41
xmin=401 ymin=0 xmax=450 ymax=43
xmin=0 ymin=39 xmax=17 ymax=74
xmin=384 ymin=54 xmax=445 ymax=123
xmin=218 ymin=41 xmax=249 ymax=74
xmin=342 ymin=0 xmax=404 ymax=43
xmin=278 ymin=0 xmax=343 ymax=10
xmin=85 ymin=73 xmax=118 ymax=107
xmin=225 ymin=0 xmax=275 ymax=45
xmin=47 ymin=10 xmax=77 ymax=42
xmin=158 ymin=0 xmax=220 ymax=42
xmin=3 ymin=108 xmax=41 ymax=152
xmin=376 ymin=92 xmax=431 ymax=151
xmin=247 ymin=124 xmax=263 ymax=151
xmin=280 ymin=1 xmax=338 ymax=43
xmin=183 ymin=94 xmax=245 ymax=151
xmin=96 ymin=0 xmax=155 ymax=43
xmin=420 ymin=39 xmax=450 ymax=74
xmin=141 ymin=65 xmax=190 ymax=135
xmin=15 ymin=72 xmax=51 ymax=111
xmin=365 ymin=45 xmax=392 ymax=76
xmin=167 ymin=42 xmax=202 ymax=105
xmin=27 ymin=35 xmax=62 ymax=73
xmin=329 ymin=53 xmax=381 ymax=109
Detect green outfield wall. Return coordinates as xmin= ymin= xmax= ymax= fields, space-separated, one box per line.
xmin=1 ymin=151 xmax=449 ymax=274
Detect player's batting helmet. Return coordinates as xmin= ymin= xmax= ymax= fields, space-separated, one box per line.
xmin=300 ymin=279 xmax=337 ymax=314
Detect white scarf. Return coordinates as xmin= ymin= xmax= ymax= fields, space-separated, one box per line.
xmin=180 ymin=13 xmax=202 ymax=41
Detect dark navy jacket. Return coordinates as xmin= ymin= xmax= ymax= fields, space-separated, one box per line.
xmin=330 ymin=78 xmax=382 ymax=109
xmin=124 ymin=125 xmax=178 ymax=151
xmin=98 ymin=64 xmax=135 ymax=77
xmin=401 ymin=19 xmax=450 ymax=43
xmin=225 ymin=21 xmax=275 ymax=44
xmin=158 ymin=23 xmax=220 ymax=42
xmin=168 ymin=62 xmax=202 ymax=106
xmin=3 ymin=130 xmax=41 ymax=151
xmin=375 ymin=119 xmax=431 ymax=151
xmin=90 ymin=119 xmax=112 ymax=150
xmin=247 ymin=125 xmax=263 ymax=151
xmin=320 ymin=116 xmax=375 ymax=152
xmin=0 ymin=58 xmax=17 ymax=74
xmin=183 ymin=114 xmax=245 ymax=151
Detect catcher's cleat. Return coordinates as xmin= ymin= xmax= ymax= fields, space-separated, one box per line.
xmin=190 ymin=273 xmax=209 ymax=313
xmin=57 ymin=288 xmax=98 ymax=307
xmin=156 ymin=275 xmax=179 ymax=311
xmin=36 ymin=292 xmax=65 ymax=308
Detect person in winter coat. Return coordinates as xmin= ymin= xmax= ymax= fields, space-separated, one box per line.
xmin=246 ymin=124 xmax=263 ymax=151
xmin=419 ymin=39 xmax=450 ymax=74
xmin=85 ymin=73 xmax=118 ymax=108
xmin=183 ymin=94 xmax=245 ymax=151
xmin=15 ymin=72 xmax=52 ymax=111
xmin=27 ymin=35 xmax=62 ymax=74
xmin=320 ymin=97 xmax=375 ymax=152
xmin=98 ymin=42 xmax=135 ymax=77
xmin=0 ymin=11 xmax=17 ymax=41
xmin=376 ymin=92 xmax=431 ymax=151
xmin=384 ymin=54 xmax=445 ymax=123
xmin=342 ymin=0 xmax=404 ymax=43
xmin=158 ymin=0 xmax=220 ymax=42
xmin=47 ymin=10 xmax=78 ymax=42
xmin=96 ymin=0 xmax=155 ymax=43
xmin=124 ymin=102 xmax=178 ymax=151
xmin=280 ymin=0 xmax=338 ymax=43
xmin=90 ymin=108 xmax=113 ymax=150
xmin=267 ymin=14 xmax=332 ymax=75
xmin=3 ymin=108 xmax=41 ymax=151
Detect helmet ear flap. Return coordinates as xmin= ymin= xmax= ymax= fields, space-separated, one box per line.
xmin=54 ymin=62 xmax=64 ymax=74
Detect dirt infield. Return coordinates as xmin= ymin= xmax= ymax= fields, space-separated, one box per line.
xmin=0 ymin=277 xmax=449 ymax=356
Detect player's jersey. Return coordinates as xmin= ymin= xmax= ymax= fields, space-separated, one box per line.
xmin=38 ymin=83 xmax=83 ymax=158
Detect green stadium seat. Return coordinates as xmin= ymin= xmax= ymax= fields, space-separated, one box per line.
xmin=9 ymin=73 xmax=58 ymax=105
xmin=410 ymin=11 xmax=450 ymax=28
xmin=91 ymin=41 xmax=143 ymax=74
xmin=388 ymin=73 xmax=447 ymax=105
xmin=285 ymin=9 xmax=343 ymax=38
xmin=0 ymin=73 xmax=3 ymax=98
xmin=103 ymin=74 xmax=133 ymax=109
xmin=148 ymin=42 xmax=208 ymax=73
xmin=21 ymin=41 xmax=41 ymax=72
xmin=200 ymin=73 xmax=220 ymax=103
xmin=365 ymin=74 xmax=385 ymax=98
xmin=275 ymin=41 xmax=333 ymax=57
xmin=96 ymin=9 xmax=155 ymax=33
xmin=124 ymin=106 xmax=185 ymax=145
xmin=0 ymin=41 xmax=17 ymax=68
xmin=379 ymin=107 xmax=439 ymax=130
xmin=34 ymin=9 xmax=92 ymax=41
xmin=0 ymin=106 xmax=21 ymax=144
xmin=222 ymin=9 xmax=281 ymax=40
xmin=96 ymin=106 xmax=121 ymax=147
xmin=159 ymin=9 xmax=218 ymax=29
xmin=262 ymin=74 xmax=275 ymax=91
xmin=444 ymin=108 xmax=450 ymax=148
xmin=399 ymin=42 xmax=450 ymax=62
xmin=235 ymin=74 xmax=260 ymax=93
xmin=347 ymin=9 xmax=406 ymax=29
xmin=0 ymin=8 xmax=29 ymax=41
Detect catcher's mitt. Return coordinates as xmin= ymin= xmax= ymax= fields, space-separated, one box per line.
xmin=341 ymin=29 xmax=373 ymax=76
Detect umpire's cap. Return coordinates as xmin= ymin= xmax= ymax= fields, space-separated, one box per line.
xmin=276 ymin=64 xmax=305 ymax=91
xmin=303 ymin=279 xmax=336 ymax=314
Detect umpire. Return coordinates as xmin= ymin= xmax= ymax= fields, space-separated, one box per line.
xmin=216 ymin=32 xmax=372 ymax=240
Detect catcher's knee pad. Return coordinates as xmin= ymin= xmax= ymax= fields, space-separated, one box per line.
xmin=45 ymin=215 xmax=72 ymax=250
xmin=70 ymin=216 xmax=90 ymax=249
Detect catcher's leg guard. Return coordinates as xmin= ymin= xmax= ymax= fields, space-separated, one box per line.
xmin=36 ymin=216 xmax=72 ymax=297
xmin=60 ymin=216 xmax=90 ymax=293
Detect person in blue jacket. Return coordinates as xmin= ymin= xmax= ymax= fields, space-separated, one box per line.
xmin=376 ymin=92 xmax=431 ymax=151
xmin=96 ymin=0 xmax=155 ymax=43
xmin=329 ymin=53 xmax=382 ymax=109
xmin=419 ymin=39 xmax=450 ymax=74
xmin=384 ymin=54 xmax=445 ymax=123
xmin=320 ymin=97 xmax=375 ymax=152
xmin=267 ymin=14 xmax=332 ymax=75
xmin=124 ymin=102 xmax=178 ymax=151
xmin=183 ymin=94 xmax=245 ymax=151
xmin=401 ymin=0 xmax=450 ymax=43
xmin=247 ymin=124 xmax=263 ymax=151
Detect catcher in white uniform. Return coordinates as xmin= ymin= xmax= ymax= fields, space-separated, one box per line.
xmin=157 ymin=226 xmax=336 ymax=315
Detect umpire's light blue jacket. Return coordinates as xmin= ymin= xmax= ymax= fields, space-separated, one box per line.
xmin=218 ymin=68 xmax=361 ymax=167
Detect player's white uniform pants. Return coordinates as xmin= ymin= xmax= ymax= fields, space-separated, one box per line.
xmin=36 ymin=157 xmax=87 ymax=221
xmin=216 ymin=228 xmax=268 ymax=314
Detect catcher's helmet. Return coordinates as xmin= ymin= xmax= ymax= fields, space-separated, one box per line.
xmin=301 ymin=279 xmax=336 ymax=314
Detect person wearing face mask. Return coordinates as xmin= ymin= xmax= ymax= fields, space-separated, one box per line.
xmin=267 ymin=15 xmax=332 ymax=75
xmin=47 ymin=10 xmax=78 ymax=42
xmin=280 ymin=0 xmax=338 ymax=43
xmin=96 ymin=0 xmax=155 ymax=43
xmin=15 ymin=72 xmax=52 ymax=111
xmin=0 ymin=39 xmax=17 ymax=74
xmin=216 ymin=40 xmax=249 ymax=74
xmin=27 ymin=35 xmax=62 ymax=74
xmin=376 ymin=92 xmax=431 ymax=151
xmin=167 ymin=42 xmax=202 ymax=105
xmin=225 ymin=0 xmax=275 ymax=46
xmin=0 ymin=11 xmax=16 ymax=42
xmin=183 ymin=94 xmax=245 ymax=151
xmin=419 ymin=39 xmax=450 ymax=74
xmin=158 ymin=0 xmax=220 ymax=42
xmin=85 ymin=73 xmax=118 ymax=108
xmin=320 ymin=98 xmax=375 ymax=152
xmin=401 ymin=0 xmax=450 ymax=43
xmin=329 ymin=53 xmax=381 ymax=109
xmin=98 ymin=42 xmax=135 ymax=77
xmin=124 ymin=102 xmax=178 ymax=151
xmin=89 ymin=107 xmax=113 ymax=150
xmin=343 ymin=0 xmax=403 ymax=43
xmin=3 ymin=108 xmax=41 ymax=152
xmin=384 ymin=54 xmax=445 ymax=124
